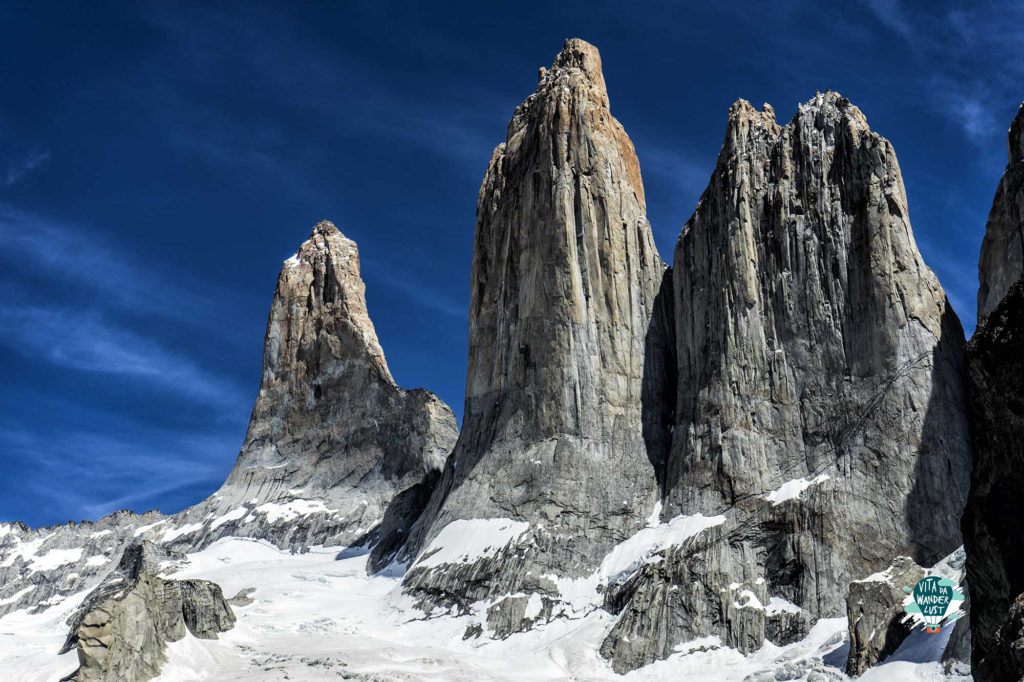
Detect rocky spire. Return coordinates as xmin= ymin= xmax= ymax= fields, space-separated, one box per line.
xmin=601 ymin=92 xmax=972 ymax=671
xmin=0 ymin=221 xmax=460 ymax=672
xmin=977 ymin=102 xmax=1024 ymax=322
xmin=396 ymin=39 xmax=668 ymax=623
xmin=186 ymin=220 xmax=459 ymax=550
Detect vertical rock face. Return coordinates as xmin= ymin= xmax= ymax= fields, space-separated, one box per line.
xmin=601 ymin=93 xmax=971 ymax=671
xmin=964 ymin=105 xmax=1024 ymax=681
xmin=977 ymin=103 xmax=1024 ymax=322
xmin=667 ymin=93 xmax=969 ymax=555
xmin=400 ymin=39 xmax=667 ymax=612
xmin=964 ymin=277 xmax=1024 ymax=681
xmin=181 ymin=221 xmax=459 ymax=550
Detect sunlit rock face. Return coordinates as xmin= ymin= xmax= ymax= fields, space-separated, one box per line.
xmin=188 ymin=220 xmax=459 ymax=552
xmin=399 ymin=38 xmax=670 ymax=618
xmin=601 ymin=92 xmax=971 ymax=671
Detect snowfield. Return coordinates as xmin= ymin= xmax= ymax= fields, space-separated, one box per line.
xmin=0 ymin=534 xmax=970 ymax=681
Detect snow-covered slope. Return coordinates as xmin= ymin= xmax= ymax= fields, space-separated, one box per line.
xmin=0 ymin=530 xmax=970 ymax=681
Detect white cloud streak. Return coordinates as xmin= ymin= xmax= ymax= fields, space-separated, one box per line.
xmin=0 ymin=304 xmax=241 ymax=408
xmin=4 ymin=148 xmax=50 ymax=187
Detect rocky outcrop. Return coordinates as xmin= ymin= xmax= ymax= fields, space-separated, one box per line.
xmin=398 ymin=38 xmax=667 ymax=615
xmin=0 ymin=511 xmax=166 ymax=622
xmin=60 ymin=541 xmax=234 ymax=682
xmin=977 ymin=103 xmax=1024 ymax=322
xmin=964 ymin=276 xmax=1024 ymax=681
xmin=845 ymin=556 xmax=924 ymax=676
xmin=601 ymin=93 xmax=972 ymax=671
xmin=600 ymin=523 xmax=811 ymax=672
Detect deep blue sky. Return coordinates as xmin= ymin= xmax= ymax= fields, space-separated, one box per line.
xmin=1 ymin=2 xmax=1021 ymax=528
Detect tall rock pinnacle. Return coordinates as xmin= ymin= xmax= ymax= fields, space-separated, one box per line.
xmin=178 ymin=220 xmax=459 ymax=550
xmin=601 ymin=93 xmax=972 ymax=671
xmin=398 ymin=39 xmax=668 ymax=619
xmin=667 ymin=93 xmax=970 ymax=548
xmin=977 ymin=102 xmax=1024 ymax=322
xmin=0 ymin=221 xmax=460 ymax=652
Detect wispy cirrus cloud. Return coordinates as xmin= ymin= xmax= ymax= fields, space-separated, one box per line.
xmin=3 ymin=148 xmax=50 ymax=187
xmin=138 ymin=2 xmax=509 ymax=189
xmin=0 ymin=411 xmax=238 ymax=524
xmin=0 ymin=304 xmax=242 ymax=409
xmin=0 ymin=203 xmax=254 ymax=413
xmin=362 ymin=256 xmax=468 ymax=320
xmin=0 ymin=205 xmax=260 ymax=331
xmin=861 ymin=0 xmax=916 ymax=40
xmin=860 ymin=0 xmax=1024 ymax=148
xmin=0 ymin=206 xmax=253 ymax=524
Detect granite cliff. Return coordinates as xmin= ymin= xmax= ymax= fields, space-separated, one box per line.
xmin=601 ymin=91 xmax=971 ymax=671
xmin=398 ymin=39 xmax=669 ymax=626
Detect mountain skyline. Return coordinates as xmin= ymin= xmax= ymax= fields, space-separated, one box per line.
xmin=2 ymin=1 xmax=1022 ymax=528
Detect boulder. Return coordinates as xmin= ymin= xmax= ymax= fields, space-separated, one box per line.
xmin=845 ymin=556 xmax=925 ymax=676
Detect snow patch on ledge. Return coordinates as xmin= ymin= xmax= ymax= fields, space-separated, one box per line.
xmin=30 ymin=548 xmax=83 ymax=572
xmin=0 ymin=533 xmax=54 ymax=568
xmin=251 ymin=500 xmax=334 ymax=524
xmin=764 ymin=474 xmax=830 ymax=506
xmin=133 ymin=521 xmax=166 ymax=537
xmin=162 ymin=522 xmax=204 ymax=543
xmin=210 ymin=508 xmax=248 ymax=530
xmin=0 ymin=586 xmax=33 ymax=606
xmin=733 ymin=589 xmax=764 ymax=610
xmin=601 ymin=513 xmax=727 ymax=583
xmin=765 ymin=596 xmax=802 ymax=615
xmin=646 ymin=500 xmax=663 ymax=527
xmin=417 ymin=518 xmax=530 ymax=570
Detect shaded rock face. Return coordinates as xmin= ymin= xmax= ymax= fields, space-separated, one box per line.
xmin=845 ymin=556 xmax=924 ymax=676
xmin=400 ymin=39 xmax=667 ymax=609
xmin=601 ymin=93 xmax=971 ymax=671
xmin=977 ymin=103 xmax=1024 ymax=322
xmin=993 ymin=593 xmax=1024 ymax=679
xmin=964 ymin=277 xmax=1024 ymax=681
xmin=61 ymin=541 xmax=234 ymax=682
